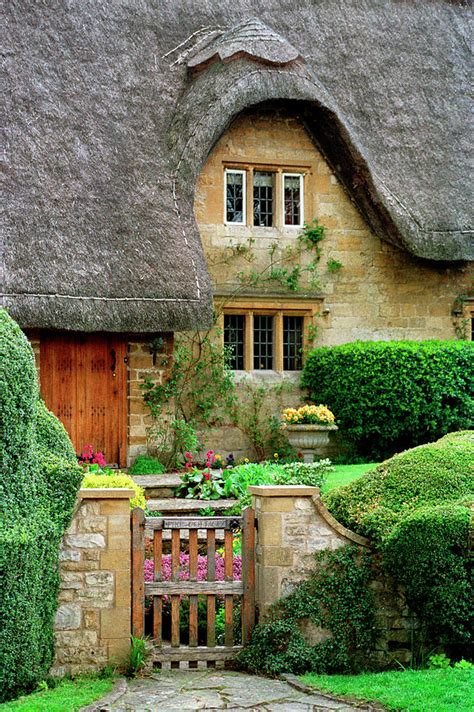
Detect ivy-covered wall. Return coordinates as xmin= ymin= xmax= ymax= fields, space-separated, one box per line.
xmin=247 ymin=486 xmax=418 ymax=673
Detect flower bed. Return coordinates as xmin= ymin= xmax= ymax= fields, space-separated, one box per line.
xmin=144 ymin=553 xmax=242 ymax=582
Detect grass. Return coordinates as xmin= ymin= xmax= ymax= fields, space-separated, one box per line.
xmin=301 ymin=669 xmax=474 ymax=712
xmin=0 ymin=676 xmax=114 ymax=712
xmin=322 ymin=462 xmax=378 ymax=492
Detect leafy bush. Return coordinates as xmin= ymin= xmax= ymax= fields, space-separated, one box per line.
xmin=302 ymin=340 xmax=474 ymax=459
xmin=324 ymin=432 xmax=474 ymax=644
xmin=177 ymin=460 xmax=332 ymax=513
xmin=238 ymin=546 xmax=376 ymax=675
xmin=0 ymin=310 xmax=82 ymax=702
xmin=81 ymin=473 xmax=145 ymax=510
xmin=278 ymin=460 xmax=333 ymax=487
xmin=384 ymin=503 xmax=472 ymax=643
xmin=129 ymin=455 xmax=166 ymax=475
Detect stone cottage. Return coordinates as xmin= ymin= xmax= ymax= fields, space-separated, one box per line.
xmin=2 ymin=2 xmax=473 ymax=464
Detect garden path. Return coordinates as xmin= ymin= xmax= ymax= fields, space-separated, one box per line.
xmin=94 ymin=670 xmax=378 ymax=711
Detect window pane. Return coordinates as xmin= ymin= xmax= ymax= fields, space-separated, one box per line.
xmin=283 ymin=316 xmax=303 ymax=370
xmin=226 ymin=172 xmax=244 ymax=223
xmin=253 ymin=171 xmax=274 ymax=227
xmin=284 ymin=175 xmax=302 ymax=226
xmin=224 ymin=314 xmax=245 ymax=370
xmin=253 ymin=315 xmax=274 ymax=369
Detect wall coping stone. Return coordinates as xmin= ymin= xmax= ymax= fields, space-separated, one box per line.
xmin=311 ymin=495 xmax=371 ymax=548
xmin=249 ymin=485 xmax=320 ymax=497
xmin=79 ymin=488 xmax=135 ymax=499
xmin=249 ymin=485 xmax=371 ymax=547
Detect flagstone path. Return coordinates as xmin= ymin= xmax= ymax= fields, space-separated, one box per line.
xmin=88 ymin=670 xmax=381 ymax=711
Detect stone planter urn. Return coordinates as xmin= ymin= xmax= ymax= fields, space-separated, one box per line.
xmin=284 ymin=423 xmax=338 ymax=463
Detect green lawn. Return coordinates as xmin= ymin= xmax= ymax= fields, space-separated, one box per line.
xmin=0 ymin=676 xmax=114 ymax=712
xmin=301 ymin=669 xmax=474 ymax=712
xmin=322 ymin=462 xmax=378 ymax=492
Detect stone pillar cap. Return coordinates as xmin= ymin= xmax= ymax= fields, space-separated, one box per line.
xmin=248 ymin=485 xmax=320 ymax=497
xmin=79 ymin=488 xmax=136 ymax=499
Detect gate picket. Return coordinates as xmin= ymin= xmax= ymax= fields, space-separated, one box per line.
xmin=131 ymin=509 xmax=255 ymax=668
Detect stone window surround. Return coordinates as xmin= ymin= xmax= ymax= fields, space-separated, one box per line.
xmin=462 ymin=297 xmax=474 ymax=341
xmin=216 ymin=296 xmax=321 ymax=373
xmin=223 ymin=161 xmax=309 ymax=229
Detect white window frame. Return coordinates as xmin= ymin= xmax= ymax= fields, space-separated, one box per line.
xmin=282 ymin=172 xmax=304 ymax=228
xmin=224 ymin=169 xmax=247 ymax=225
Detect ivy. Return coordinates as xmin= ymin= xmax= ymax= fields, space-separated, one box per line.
xmin=238 ymin=546 xmax=377 ymax=676
xmin=141 ymin=217 xmax=331 ymax=462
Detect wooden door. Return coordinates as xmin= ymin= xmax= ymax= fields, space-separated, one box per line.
xmin=40 ymin=332 xmax=127 ymax=467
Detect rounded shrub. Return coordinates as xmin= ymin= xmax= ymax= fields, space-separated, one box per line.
xmin=324 ymin=432 xmax=474 ymax=644
xmin=324 ymin=431 xmax=474 ymax=542
xmin=301 ymin=340 xmax=474 ymax=459
xmin=0 ymin=309 xmax=82 ymax=702
xmin=384 ymin=503 xmax=472 ymax=643
xmin=0 ymin=309 xmax=42 ymax=518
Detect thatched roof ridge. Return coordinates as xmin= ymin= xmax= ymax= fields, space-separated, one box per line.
xmin=187 ymin=17 xmax=302 ymax=69
xmin=2 ymin=1 xmax=472 ymax=332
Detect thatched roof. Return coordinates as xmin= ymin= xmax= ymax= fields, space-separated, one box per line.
xmin=2 ymin=2 xmax=473 ymax=332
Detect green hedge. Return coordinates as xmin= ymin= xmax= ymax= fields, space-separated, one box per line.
xmin=0 ymin=310 xmax=82 ymax=702
xmin=301 ymin=340 xmax=474 ymax=459
xmin=324 ymin=432 xmax=474 ymax=644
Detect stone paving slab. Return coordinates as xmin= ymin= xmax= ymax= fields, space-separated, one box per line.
xmin=89 ymin=670 xmax=380 ymax=711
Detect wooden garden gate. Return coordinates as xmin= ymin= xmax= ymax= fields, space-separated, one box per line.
xmin=131 ymin=509 xmax=255 ymax=669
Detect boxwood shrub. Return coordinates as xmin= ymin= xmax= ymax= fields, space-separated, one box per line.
xmin=301 ymin=340 xmax=474 ymax=459
xmin=324 ymin=431 xmax=474 ymax=645
xmin=0 ymin=310 xmax=82 ymax=702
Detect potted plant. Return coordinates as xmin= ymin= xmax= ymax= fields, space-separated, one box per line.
xmin=281 ymin=405 xmax=338 ymax=463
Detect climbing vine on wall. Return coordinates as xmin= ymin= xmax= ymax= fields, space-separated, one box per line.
xmin=141 ymin=218 xmax=333 ymax=463
xmin=238 ymin=545 xmax=377 ymax=675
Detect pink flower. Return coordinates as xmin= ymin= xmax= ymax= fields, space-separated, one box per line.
xmin=81 ymin=444 xmax=94 ymax=460
xmin=144 ymin=554 xmax=242 ymax=583
xmin=92 ymin=451 xmax=106 ymax=467
xmin=203 ymin=471 xmax=210 ymax=481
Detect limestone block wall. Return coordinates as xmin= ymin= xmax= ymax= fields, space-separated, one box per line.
xmin=127 ymin=335 xmax=173 ymax=465
xmin=195 ymin=107 xmax=473 ymax=344
xmin=250 ymin=486 xmax=416 ymax=665
xmin=192 ymin=105 xmax=473 ymax=460
xmin=52 ymin=489 xmax=134 ymax=676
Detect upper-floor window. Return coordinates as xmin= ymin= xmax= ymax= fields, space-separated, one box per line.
xmin=253 ymin=171 xmax=275 ymax=227
xmin=224 ymin=167 xmax=304 ymax=227
xmin=283 ymin=173 xmax=304 ymax=227
xmin=225 ymin=170 xmax=246 ymax=224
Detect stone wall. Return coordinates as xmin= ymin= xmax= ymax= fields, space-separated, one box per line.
xmin=52 ymin=488 xmax=134 ymax=676
xmin=127 ymin=335 xmax=173 ymax=465
xmin=195 ymin=107 xmax=473 ymax=345
xmin=250 ymin=486 xmax=417 ymax=665
xmin=193 ymin=106 xmax=473 ymax=459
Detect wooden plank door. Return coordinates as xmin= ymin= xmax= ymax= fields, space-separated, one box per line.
xmin=40 ymin=332 xmax=127 ymax=466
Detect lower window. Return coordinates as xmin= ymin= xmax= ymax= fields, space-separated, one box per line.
xmin=223 ymin=311 xmax=306 ymax=372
